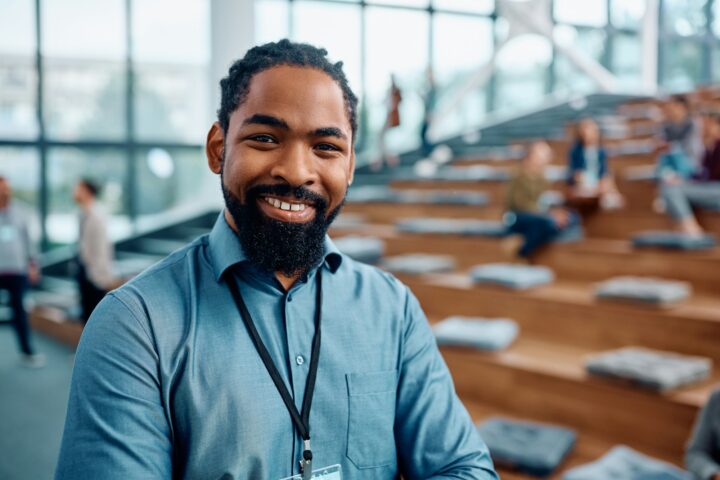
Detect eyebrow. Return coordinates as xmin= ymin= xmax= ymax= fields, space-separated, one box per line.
xmin=312 ymin=127 xmax=348 ymax=141
xmin=242 ymin=114 xmax=289 ymax=129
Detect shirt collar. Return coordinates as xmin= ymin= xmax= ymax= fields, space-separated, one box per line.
xmin=208 ymin=211 xmax=343 ymax=282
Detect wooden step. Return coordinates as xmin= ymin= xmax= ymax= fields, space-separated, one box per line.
xmin=462 ymin=399 xmax=633 ymax=480
xmin=403 ymin=274 xmax=720 ymax=362
xmin=440 ymin=336 xmax=712 ymax=463
xmin=330 ymin=226 xmax=720 ymax=294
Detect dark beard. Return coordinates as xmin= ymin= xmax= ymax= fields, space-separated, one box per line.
xmin=221 ymin=175 xmax=344 ymax=277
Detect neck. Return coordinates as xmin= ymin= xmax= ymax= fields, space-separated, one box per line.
xmin=0 ymin=199 xmax=8 ymax=210
xmin=275 ymin=271 xmax=302 ymax=291
xmin=80 ymin=198 xmax=94 ymax=211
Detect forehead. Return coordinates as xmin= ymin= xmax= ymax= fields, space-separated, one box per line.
xmin=232 ymin=65 xmax=350 ymax=132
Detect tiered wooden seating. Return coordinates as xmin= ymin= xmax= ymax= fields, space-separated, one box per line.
xmin=337 ymin=92 xmax=720 ymax=477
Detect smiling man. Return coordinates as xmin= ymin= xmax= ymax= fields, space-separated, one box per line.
xmin=55 ymin=40 xmax=498 ymax=480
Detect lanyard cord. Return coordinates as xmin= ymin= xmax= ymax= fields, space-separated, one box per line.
xmin=224 ymin=268 xmax=323 ymax=443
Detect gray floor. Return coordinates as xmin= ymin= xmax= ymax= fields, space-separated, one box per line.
xmin=0 ymin=323 xmax=74 ymax=480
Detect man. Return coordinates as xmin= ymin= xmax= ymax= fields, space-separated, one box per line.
xmin=73 ymin=178 xmax=114 ymax=323
xmin=0 ymin=176 xmax=44 ymax=367
xmin=56 ymin=40 xmax=498 ymax=479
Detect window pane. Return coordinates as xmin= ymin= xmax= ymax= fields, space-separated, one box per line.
xmin=553 ymin=26 xmax=606 ymax=94
xmin=433 ymin=0 xmax=493 ymax=14
xmin=133 ymin=0 xmax=211 ymax=143
xmin=0 ymin=147 xmax=40 ymax=207
xmin=366 ymin=0 xmax=430 ymax=7
xmin=662 ymin=0 xmax=707 ymax=36
xmin=42 ymin=0 xmax=126 ymax=60
xmin=612 ymin=33 xmax=642 ymax=89
xmin=610 ymin=0 xmax=645 ymax=30
xmin=495 ymin=34 xmax=552 ymax=112
xmin=256 ymin=0 xmax=290 ymax=44
xmin=365 ymin=7 xmax=429 ymax=153
xmin=554 ymin=0 xmax=607 ymax=27
xmin=0 ymin=58 xmax=38 ymax=139
xmin=44 ymin=62 xmax=126 ymax=140
xmin=0 ymin=0 xmax=36 ymax=56
xmin=47 ymin=148 xmax=130 ymax=247
xmin=292 ymin=1 xmax=362 ymax=95
xmin=662 ymin=41 xmax=703 ymax=91
xmin=42 ymin=0 xmax=126 ymax=140
xmin=135 ymin=147 xmax=220 ymax=227
xmin=432 ymin=13 xmax=493 ymax=137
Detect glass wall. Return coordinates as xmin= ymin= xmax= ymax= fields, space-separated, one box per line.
xmin=0 ymin=0 xmax=213 ymax=251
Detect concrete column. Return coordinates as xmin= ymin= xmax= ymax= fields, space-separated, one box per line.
xmin=209 ymin=0 xmax=256 ymax=118
xmin=641 ymin=0 xmax=659 ymax=93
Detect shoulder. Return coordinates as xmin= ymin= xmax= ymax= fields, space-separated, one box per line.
xmin=334 ymin=253 xmax=411 ymax=304
xmin=108 ymin=235 xmax=210 ymax=320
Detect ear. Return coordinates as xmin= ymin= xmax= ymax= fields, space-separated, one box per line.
xmin=347 ymin=148 xmax=356 ymax=186
xmin=206 ymin=122 xmax=225 ymax=174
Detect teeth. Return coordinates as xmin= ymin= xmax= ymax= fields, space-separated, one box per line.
xmin=263 ymin=197 xmax=307 ymax=212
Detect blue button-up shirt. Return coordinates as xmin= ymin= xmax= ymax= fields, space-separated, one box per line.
xmin=56 ymin=213 xmax=497 ymax=479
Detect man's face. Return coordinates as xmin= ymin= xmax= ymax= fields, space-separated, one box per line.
xmin=207 ymin=65 xmax=355 ymax=276
xmin=72 ymin=183 xmax=86 ymax=204
xmin=666 ymin=101 xmax=688 ymax=122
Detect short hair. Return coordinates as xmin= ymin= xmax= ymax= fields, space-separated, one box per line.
xmin=217 ymin=39 xmax=358 ymax=143
xmin=670 ymin=94 xmax=690 ymax=109
xmin=79 ymin=178 xmax=100 ymax=198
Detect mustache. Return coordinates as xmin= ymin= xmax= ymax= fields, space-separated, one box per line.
xmin=245 ymin=184 xmax=328 ymax=209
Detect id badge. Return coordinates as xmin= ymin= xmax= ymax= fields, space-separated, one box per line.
xmin=0 ymin=225 xmax=17 ymax=243
xmin=278 ymin=464 xmax=342 ymax=480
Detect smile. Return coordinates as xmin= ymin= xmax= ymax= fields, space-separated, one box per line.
xmin=262 ymin=196 xmax=309 ymax=212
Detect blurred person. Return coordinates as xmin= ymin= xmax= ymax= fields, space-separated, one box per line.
xmin=685 ymin=387 xmax=720 ymax=480
xmin=656 ymin=94 xmax=703 ymax=182
xmin=56 ymin=40 xmax=498 ymax=480
xmin=420 ymin=67 xmax=437 ymax=157
xmin=660 ymin=113 xmax=720 ymax=236
xmin=372 ymin=74 xmax=403 ymax=171
xmin=567 ymin=118 xmax=624 ymax=210
xmin=73 ymin=178 xmax=114 ymax=323
xmin=0 ymin=176 xmax=44 ymax=367
xmin=506 ymin=141 xmax=580 ymax=258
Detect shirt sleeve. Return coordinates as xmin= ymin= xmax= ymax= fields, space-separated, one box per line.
xmin=685 ymin=390 xmax=720 ymax=480
xmin=394 ymin=288 xmax=499 ymax=479
xmin=55 ymin=293 xmax=173 ymax=479
xmin=82 ymin=213 xmax=114 ymax=288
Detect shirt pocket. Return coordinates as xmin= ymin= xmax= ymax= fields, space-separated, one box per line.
xmin=345 ymin=370 xmax=398 ymax=469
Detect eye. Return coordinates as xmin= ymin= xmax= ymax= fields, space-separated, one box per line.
xmin=316 ymin=143 xmax=340 ymax=152
xmin=249 ymin=134 xmax=276 ymax=144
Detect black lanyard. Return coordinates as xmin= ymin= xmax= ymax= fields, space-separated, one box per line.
xmin=225 ymin=268 xmax=322 ymax=478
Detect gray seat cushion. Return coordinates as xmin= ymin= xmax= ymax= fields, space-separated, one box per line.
xmin=470 ymin=263 xmax=555 ymax=289
xmin=398 ymin=190 xmax=490 ymax=206
xmin=333 ymin=236 xmax=385 ymax=265
xmin=332 ymin=213 xmax=367 ymax=230
xmin=594 ymin=276 xmax=691 ymax=305
xmin=585 ymin=347 xmax=712 ymax=391
xmin=396 ymin=218 xmax=507 ymax=237
xmin=477 ymin=417 xmax=576 ymax=476
xmin=382 ymin=254 xmax=455 ymax=275
xmin=433 ymin=316 xmax=519 ymax=351
xmin=346 ymin=185 xmax=400 ymax=203
xmin=562 ymin=445 xmax=691 ymax=480
xmin=399 ymin=165 xmax=510 ymax=182
xmin=632 ymin=231 xmax=716 ymax=250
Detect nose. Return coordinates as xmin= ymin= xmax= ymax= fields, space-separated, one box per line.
xmin=269 ymin=143 xmax=318 ymax=188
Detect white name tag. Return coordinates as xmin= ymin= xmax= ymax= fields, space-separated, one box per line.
xmin=279 ymin=464 xmax=342 ymax=480
xmin=0 ymin=225 xmax=17 ymax=243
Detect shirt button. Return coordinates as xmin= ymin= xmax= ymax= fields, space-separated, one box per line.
xmin=287 ymin=295 xmax=293 ymax=302
xmin=295 ymin=355 xmax=305 ymax=366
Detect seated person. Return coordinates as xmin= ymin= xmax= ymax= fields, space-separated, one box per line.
xmin=567 ymin=118 xmax=624 ymax=209
xmin=657 ymin=94 xmax=702 ymax=182
xmin=506 ymin=141 xmax=579 ymax=258
xmin=661 ymin=113 xmax=720 ymax=236
xmin=685 ymin=387 xmax=720 ymax=480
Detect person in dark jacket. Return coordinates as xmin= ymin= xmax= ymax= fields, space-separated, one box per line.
xmin=567 ymin=118 xmax=624 ymax=209
xmin=685 ymin=387 xmax=720 ymax=480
